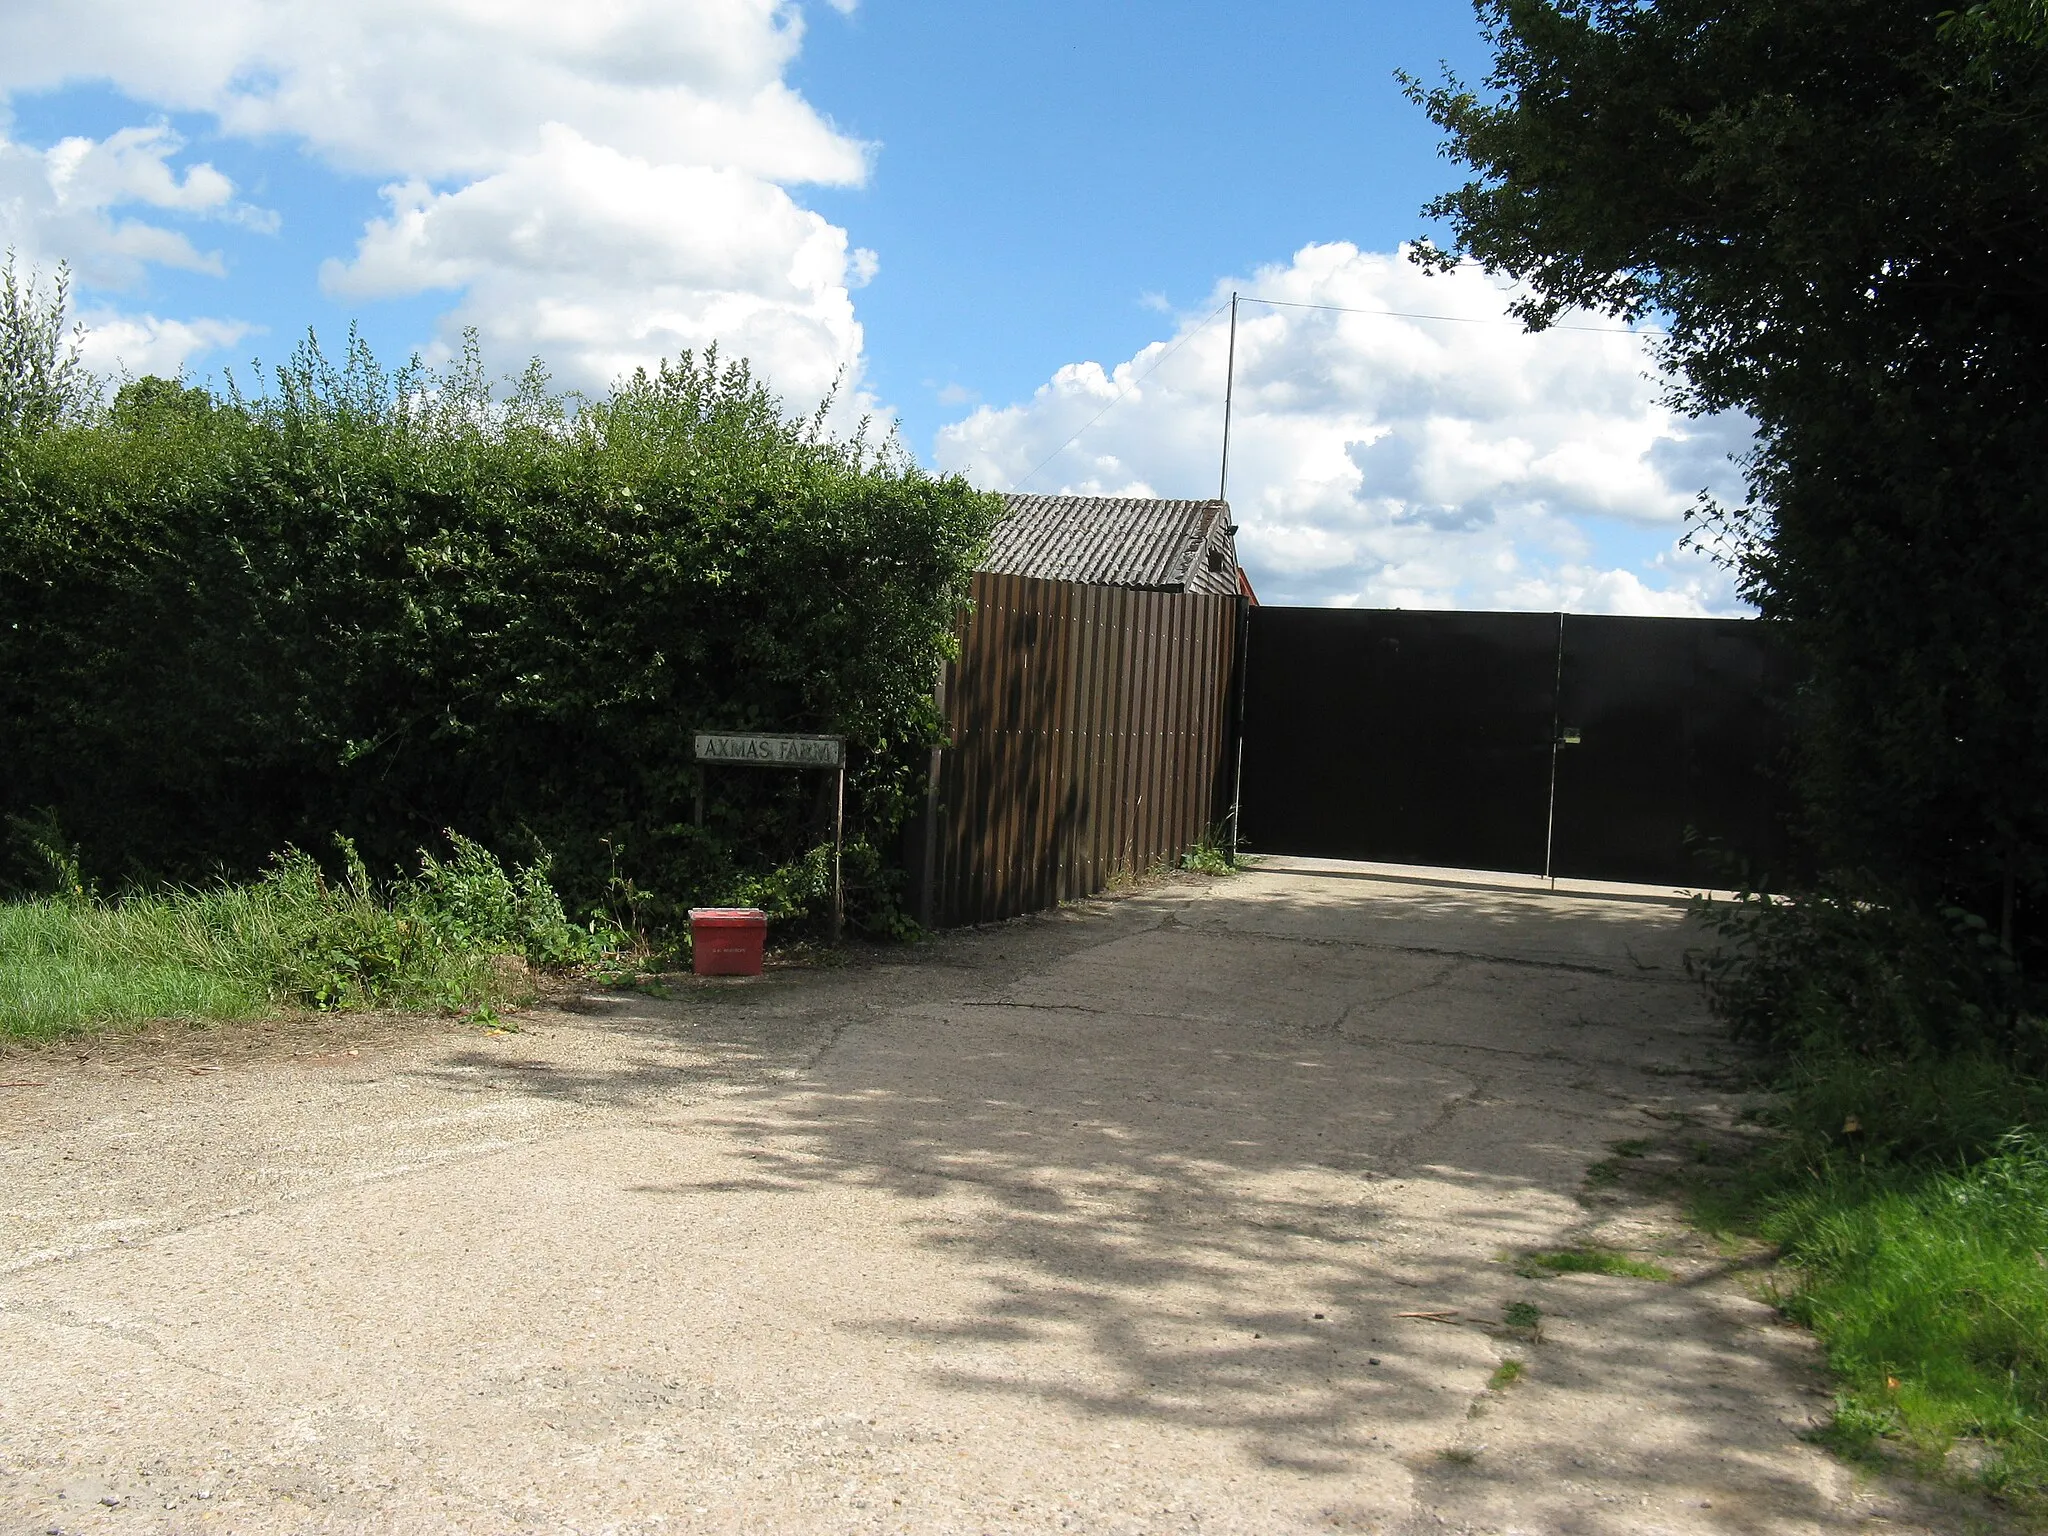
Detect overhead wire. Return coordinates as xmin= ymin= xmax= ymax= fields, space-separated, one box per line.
xmin=1013 ymin=290 xmax=1663 ymax=490
xmin=1238 ymin=293 xmax=1665 ymax=336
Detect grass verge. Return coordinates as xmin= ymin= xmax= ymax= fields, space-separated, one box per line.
xmin=1692 ymin=1052 xmax=2048 ymax=1507
xmin=1 ymin=834 xmax=622 ymax=1041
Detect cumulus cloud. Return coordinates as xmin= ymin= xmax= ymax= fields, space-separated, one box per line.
xmin=76 ymin=310 xmax=255 ymax=379
xmin=936 ymin=243 xmax=1753 ymax=616
xmin=0 ymin=1 xmax=865 ymax=185
xmin=320 ymin=126 xmax=870 ymax=404
xmin=0 ymin=0 xmax=875 ymax=401
xmin=0 ymin=124 xmax=259 ymax=289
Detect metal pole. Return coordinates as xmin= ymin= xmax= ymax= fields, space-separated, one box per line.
xmin=1218 ymin=291 xmax=1238 ymax=502
xmin=831 ymin=761 xmax=845 ymax=944
xmin=1543 ymin=611 xmax=1564 ymax=887
xmin=1223 ymin=592 xmax=1252 ymax=860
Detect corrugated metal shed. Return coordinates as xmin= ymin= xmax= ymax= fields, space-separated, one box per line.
xmin=983 ymin=495 xmax=1242 ymax=597
xmin=916 ymin=571 xmax=1241 ymax=925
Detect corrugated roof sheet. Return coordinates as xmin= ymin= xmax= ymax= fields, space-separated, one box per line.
xmin=983 ymin=495 xmax=1237 ymax=594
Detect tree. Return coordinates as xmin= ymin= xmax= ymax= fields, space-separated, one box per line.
xmin=0 ymin=252 xmax=92 ymax=434
xmin=1408 ymin=0 xmax=2048 ymax=995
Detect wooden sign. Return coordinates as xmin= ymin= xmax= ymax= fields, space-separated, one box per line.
xmin=693 ymin=732 xmax=845 ymax=768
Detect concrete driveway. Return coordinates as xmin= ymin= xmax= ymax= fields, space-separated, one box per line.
xmin=0 ymin=864 xmax=1985 ymax=1534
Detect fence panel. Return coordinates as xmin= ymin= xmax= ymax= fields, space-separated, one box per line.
xmin=923 ymin=573 xmax=1242 ymax=927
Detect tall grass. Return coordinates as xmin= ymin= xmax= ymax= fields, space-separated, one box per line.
xmin=1688 ymin=887 xmax=2048 ymax=1505
xmin=0 ymin=835 xmax=620 ymax=1040
xmin=1765 ymin=1129 xmax=2048 ymax=1497
xmin=1693 ymin=1051 xmax=2048 ymax=1505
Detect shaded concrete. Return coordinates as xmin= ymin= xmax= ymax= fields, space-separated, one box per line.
xmin=0 ymin=868 xmax=2001 ymax=1533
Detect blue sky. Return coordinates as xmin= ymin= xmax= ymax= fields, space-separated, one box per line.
xmin=788 ymin=2 xmax=1496 ymax=443
xmin=0 ymin=0 xmax=1748 ymax=613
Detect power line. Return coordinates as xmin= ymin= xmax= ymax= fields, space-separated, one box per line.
xmin=1011 ymin=299 xmax=1232 ymax=493
xmin=1239 ymin=294 xmax=1665 ymax=336
xmin=1009 ymin=290 xmax=1660 ymax=492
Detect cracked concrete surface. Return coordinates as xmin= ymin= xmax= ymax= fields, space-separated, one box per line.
xmin=0 ymin=863 xmax=2000 ymax=1533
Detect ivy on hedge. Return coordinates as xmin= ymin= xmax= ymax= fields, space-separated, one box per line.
xmin=0 ymin=332 xmax=1001 ymax=934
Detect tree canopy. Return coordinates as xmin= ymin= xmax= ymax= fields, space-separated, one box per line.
xmin=1411 ymin=0 xmax=2048 ymax=1001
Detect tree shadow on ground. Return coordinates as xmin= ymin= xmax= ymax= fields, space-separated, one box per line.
xmin=418 ymin=872 xmax=1998 ymax=1530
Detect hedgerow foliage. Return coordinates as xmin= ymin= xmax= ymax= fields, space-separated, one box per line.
xmin=0 ymin=322 xmax=1000 ymax=933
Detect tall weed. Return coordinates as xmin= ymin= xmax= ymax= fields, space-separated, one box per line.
xmin=724 ymin=838 xmax=911 ymax=939
xmin=0 ymin=833 xmax=623 ymax=1038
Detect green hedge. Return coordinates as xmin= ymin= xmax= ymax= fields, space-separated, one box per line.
xmin=0 ymin=335 xmax=1000 ymax=934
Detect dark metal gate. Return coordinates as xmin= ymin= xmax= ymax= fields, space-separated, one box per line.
xmin=1237 ymin=607 xmax=1793 ymax=887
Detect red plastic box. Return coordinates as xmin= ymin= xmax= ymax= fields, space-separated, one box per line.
xmin=689 ymin=907 xmax=767 ymax=976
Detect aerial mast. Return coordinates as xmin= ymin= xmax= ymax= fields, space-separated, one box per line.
xmin=1218 ymin=291 xmax=1238 ymax=501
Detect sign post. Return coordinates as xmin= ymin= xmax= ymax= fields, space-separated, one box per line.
xmin=693 ymin=732 xmax=848 ymax=942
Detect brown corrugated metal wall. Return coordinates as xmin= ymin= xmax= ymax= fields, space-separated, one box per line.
xmin=922 ymin=572 xmax=1243 ymax=927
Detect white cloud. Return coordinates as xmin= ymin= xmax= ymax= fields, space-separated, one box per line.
xmin=318 ymin=125 xmax=866 ymax=403
xmin=936 ymin=243 xmax=1754 ymax=617
xmin=0 ymin=0 xmax=876 ymax=405
xmin=0 ymin=1 xmax=865 ymax=186
xmin=44 ymin=126 xmax=239 ymax=217
xmin=76 ymin=310 xmax=254 ymax=378
xmin=0 ymin=124 xmax=258 ymax=289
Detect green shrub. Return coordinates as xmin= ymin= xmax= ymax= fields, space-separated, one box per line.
xmin=1180 ymin=830 xmax=1245 ymax=877
xmin=724 ymin=838 xmax=913 ymax=940
xmin=1688 ymin=881 xmax=2035 ymax=1060
xmin=404 ymin=832 xmax=596 ymax=969
xmin=0 ymin=331 xmax=1000 ymax=936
